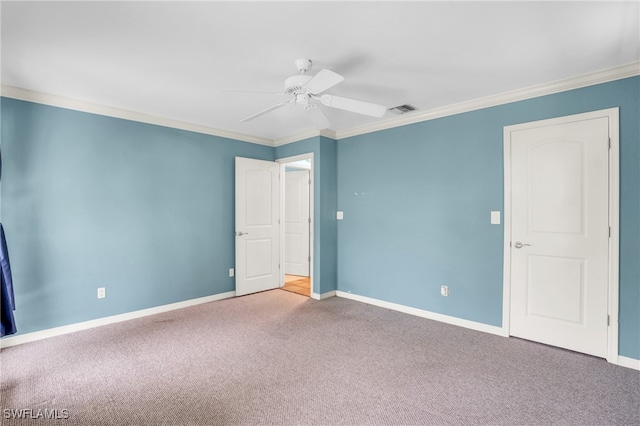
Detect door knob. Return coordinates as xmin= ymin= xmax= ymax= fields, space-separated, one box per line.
xmin=513 ymin=241 xmax=531 ymax=249
xmin=236 ymin=231 xmax=249 ymax=237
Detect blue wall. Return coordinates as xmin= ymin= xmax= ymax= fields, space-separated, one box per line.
xmin=337 ymin=76 xmax=640 ymax=359
xmin=275 ymin=136 xmax=338 ymax=295
xmin=2 ymin=76 xmax=638 ymax=361
xmin=1 ymin=98 xmax=273 ymax=334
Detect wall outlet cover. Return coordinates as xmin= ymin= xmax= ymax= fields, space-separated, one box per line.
xmin=491 ymin=211 xmax=501 ymax=225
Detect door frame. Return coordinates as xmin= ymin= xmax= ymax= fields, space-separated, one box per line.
xmin=276 ymin=153 xmax=314 ymax=296
xmin=502 ymin=108 xmax=620 ymax=363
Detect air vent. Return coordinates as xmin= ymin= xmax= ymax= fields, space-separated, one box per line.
xmin=388 ymin=104 xmax=418 ymax=115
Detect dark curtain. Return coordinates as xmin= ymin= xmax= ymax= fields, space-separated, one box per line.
xmin=1 ymin=223 xmax=16 ymax=337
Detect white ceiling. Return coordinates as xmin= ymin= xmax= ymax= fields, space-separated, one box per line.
xmin=2 ymin=1 xmax=639 ymax=143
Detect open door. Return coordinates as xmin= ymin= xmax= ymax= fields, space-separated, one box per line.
xmin=235 ymin=157 xmax=280 ymax=296
xmin=284 ymin=169 xmax=310 ymax=277
xmin=278 ymin=153 xmax=314 ymax=297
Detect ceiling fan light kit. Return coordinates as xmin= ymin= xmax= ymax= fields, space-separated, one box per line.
xmin=227 ymin=58 xmax=387 ymax=126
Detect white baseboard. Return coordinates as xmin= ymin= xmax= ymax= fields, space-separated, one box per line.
xmin=311 ymin=290 xmax=337 ymax=300
xmin=335 ymin=291 xmax=640 ymax=368
xmin=335 ymin=291 xmax=507 ymax=337
xmin=0 ymin=291 xmax=236 ymax=349
xmin=616 ymin=356 xmax=640 ymax=371
xmin=7 ymin=288 xmax=636 ymax=369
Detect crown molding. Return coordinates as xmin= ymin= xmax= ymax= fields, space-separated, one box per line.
xmin=0 ymin=85 xmax=274 ymax=146
xmin=273 ymin=130 xmax=321 ymax=147
xmin=3 ymin=61 xmax=638 ymax=147
xmin=319 ymin=129 xmax=337 ymax=140
xmin=273 ymin=128 xmax=337 ymax=147
xmin=335 ymin=61 xmax=640 ymax=140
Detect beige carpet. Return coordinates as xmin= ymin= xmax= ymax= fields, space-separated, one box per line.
xmin=1 ymin=290 xmax=638 ymax=425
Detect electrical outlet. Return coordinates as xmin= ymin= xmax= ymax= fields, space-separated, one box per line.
xmin=229 ymin=268 xmax=235 ymax=277
xmin=97 ymin=287 xmax=106 ymax=299
xmin=440 ymin=285 xmax=449 ymax=297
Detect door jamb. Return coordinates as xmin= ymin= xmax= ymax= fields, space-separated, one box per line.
xmin=276 ymin=153 xmax=314 ymax=297
xmin=502 ymin=107 xmax=620 ymax=364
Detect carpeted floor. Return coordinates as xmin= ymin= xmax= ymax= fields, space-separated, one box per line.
xmin=1 ymin=290 xmax=638 ymax=425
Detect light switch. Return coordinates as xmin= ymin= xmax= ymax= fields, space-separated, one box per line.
xmin=336 ymin=211 xmax=344 ymax=220
xmin=491 ymin=211 xmax=501 ymax=225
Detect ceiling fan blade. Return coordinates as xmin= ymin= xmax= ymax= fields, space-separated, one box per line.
xmin=221 ymin=89 xmax=285 ymax=96
xmin=240 ymin=100 xmax=292 ymax=123
xmin=306 ymin=104 xmax=331 ymax=130
xmin=320 ymin=94 xmax=386 ymax=118
xmin=303 ymin=69 xmax=344 ymax=94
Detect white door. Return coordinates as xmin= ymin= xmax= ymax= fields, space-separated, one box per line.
xmin=284 ymin=170 xmax=310 ymax=276
xmin=235 ymin=157 xmax=280 ymax=296
xmin=509 ymin=116 xmax=610 ymax=358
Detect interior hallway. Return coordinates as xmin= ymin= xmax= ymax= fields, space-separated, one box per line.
xmin=282 ymin=275 xmax=310 ymax=297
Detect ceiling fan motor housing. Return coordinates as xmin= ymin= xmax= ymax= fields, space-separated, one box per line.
xmin=285 ymin=74 xmax=313 ymax=94
xmin=294 ymin=58 xmax=312 ymax=73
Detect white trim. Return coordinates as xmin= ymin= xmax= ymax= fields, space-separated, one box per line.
xmin=312 ymin=290 xmax=336 ymax=301
xmin=0 ymin=85 xmax=273 ymax=146
xmin=0 ymin=291 xmax=235 ymax=349
xmin=337 ymin=288 xmax=639 ymax=370
xmin=274 ymin=129 xmax=336 ymax=147
xmin=276 ymin=153 xmax=315 ymax=296
xmin=607 ymin=108 xmax=621 ymax=363
xmin=615 ymin=356 xmax=640 ymax=371
xmin=4 ymin=62 xmax=636 ymax=148
xmin=502 ymin=123 xmax=514 ymax=339
xmin=336 ymin=291 xmax=506 ymax=336
xmin=276 ymin=152 xmax=316 ymax=165
xmin=503 ymin=107 xmax=620 ymax=363
xmin=336 ymin=61 xmax=639 ymax=141
xmin=319 ymin=129 xmax=336 ymax=139
xmin=274 ymin=130 xmax=321 ymax=147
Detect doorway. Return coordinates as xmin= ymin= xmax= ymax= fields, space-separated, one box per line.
xmin=502 ymin=108 xmax=619 ymax=362
xmin=278 ymin=154 xmax=313 ymax=297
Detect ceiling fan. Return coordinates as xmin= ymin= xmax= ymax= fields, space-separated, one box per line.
xmin=224 ymin=58 xmax=387 ymax=126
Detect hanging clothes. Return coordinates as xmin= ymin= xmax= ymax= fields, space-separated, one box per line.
xmin=1 ymin=223 xmax=16 ymax=337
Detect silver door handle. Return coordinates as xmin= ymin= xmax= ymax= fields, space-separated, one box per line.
xmin=236 ymin=231 xmax=249 ymax=237
xmin=513 ymin=241 xmax=531 ymax=249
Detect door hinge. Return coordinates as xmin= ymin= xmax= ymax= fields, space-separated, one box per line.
xmin=278 ymin=263 xmax=280 ymax=269
xmin=607 ymin=315 xmax=610 ymax=326
xmin=309 ymin=179 xmax=311 ymax=185
xmin=308 ymin=256 xmax=311 ymax=262
xmin=608 ymin=137 xmax=611 ymax=149
xmin=609 ymin=226 xmax=611 ymax=238
xmin=308 ymin=218 xmax=311 ymax=224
